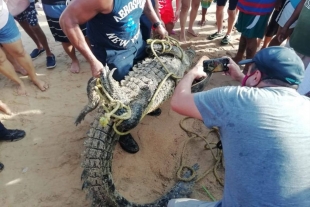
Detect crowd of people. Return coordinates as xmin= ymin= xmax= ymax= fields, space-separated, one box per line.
xmin=1 ymin=0 xmax=310 ymax=206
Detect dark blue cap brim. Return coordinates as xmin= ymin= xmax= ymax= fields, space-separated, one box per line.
xmin=238 ymin=59 xmax=254 ymax=65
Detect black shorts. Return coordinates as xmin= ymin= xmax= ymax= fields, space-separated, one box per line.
xmin=217 ymin=0 xmax=238 ymax=10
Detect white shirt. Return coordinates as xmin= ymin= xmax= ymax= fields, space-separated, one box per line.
xmin=0 ymin=0 xmax=9 ymax=30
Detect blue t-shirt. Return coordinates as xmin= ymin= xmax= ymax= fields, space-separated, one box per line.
xmin=290 ymin=0 xmax=301 ymax=8
xmin=194 ymin=86 xmax=310 ymax=207
xmin=87 ymin=0 xmax=145 ymax=50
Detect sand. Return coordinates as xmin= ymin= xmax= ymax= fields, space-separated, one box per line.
xmin=0 ymin=3 xmax=241 ymax=207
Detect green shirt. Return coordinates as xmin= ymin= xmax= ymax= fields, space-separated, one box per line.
xmin=290 ymin=0 xmax=310 ymax=56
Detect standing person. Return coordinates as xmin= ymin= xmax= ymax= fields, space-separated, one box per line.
xmin=278 ymin=0 xmax=310 ymax=68
xmin=41 ymin=0 xmax=88 ymax=73
xmin=207 ymin=0 xmax=238 ymax=45
xmin=258 ymin=0 xmax=286 ymax=49
xmin=198 ymin=0 xmax=213 ymax=26
xmin=169 ymin=46 xmax=310 ymax=207
xmin=174 ymin=0 xmax=201 ymax=42
xmin=268 ymin=0 xmax=302 ymax=46
xmin=0 ymin=0 xmax=48 ymax=95
xmin=158 ymin=0 xmax=179 ymax=35
xmin=59 ymin=0 xmax=167 ymax=153
xmin=233 ymin=0 xmax=277 ymax=73
xmin=12 ymin=0 xmax=56 ymax=69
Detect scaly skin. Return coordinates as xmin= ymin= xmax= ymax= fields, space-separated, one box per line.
xmin=77 ymin=39 xmax=200 ymax=206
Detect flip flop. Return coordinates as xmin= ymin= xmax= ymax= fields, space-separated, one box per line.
xmin=187 ymin=30 xmax=199 ymax=37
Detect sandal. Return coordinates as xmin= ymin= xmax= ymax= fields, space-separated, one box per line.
xmin=208 ymin=31 xmax=224 ymax=40
xmin=221 ymin=35 xmax=231 ymax=45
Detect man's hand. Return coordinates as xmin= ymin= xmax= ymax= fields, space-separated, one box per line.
xmin=174 ymin=9 xmax=180 ymax=23
xmin=278 ymin=26 xmax=288 ymax=43
xmin=154 ymin=24 xmax=168 ymax=39
xmin=274 ymin=0 xmax=282 ymax=11
xmin=225 ymin=57 xmax=244 ymax=82
xmin=187 ymin=64 xmax=207 ymax=80
xmin=90 ymin=60 xmax=104 ymax=77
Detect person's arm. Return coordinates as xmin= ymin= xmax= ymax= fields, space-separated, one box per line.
xmin=143 ymin=0 xmax=167 ymax=38
xmin=153 ymin=0 xmax=161 ymax=19
xmin=59 ymin=0 xmax=112 ymax=77
xmin=278 ymin=0 xmax=306 ymax=42
xmin=170 ymin=56 xmax=208 ymax=120
xmin=174 ymin=0 xmax=181 ymax=22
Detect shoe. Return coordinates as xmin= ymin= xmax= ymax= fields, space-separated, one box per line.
xmin=30 ymin=48 xmax=45 ymax=59
xmin=119 ymin=134 xmax=139 ymax=154
xmin=147 ymin=108 xmax=161 ymax=117
xmin=0 ymin=129 xmax=26 ymax=142
xmin=0 ymin=162 xmax=3 ymax=172
xmin=46 ymin=54 xmax=56 ymax=69
xmin=208 ymin=31 xmax=224 ymax=40
xmin=221 ymin=35 xmax=231 ymax=45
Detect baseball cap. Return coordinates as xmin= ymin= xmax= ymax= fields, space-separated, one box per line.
xmin=238 ymin=46 xmax=304 ymax=85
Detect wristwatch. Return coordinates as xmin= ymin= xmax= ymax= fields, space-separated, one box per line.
xmin=153 ymin=21 xmax=162 ymax=29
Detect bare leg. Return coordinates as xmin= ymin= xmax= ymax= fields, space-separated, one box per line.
xmin=30 ymin=25 xmax=53 ymax=57
xmin=165 ymin=22 xmax=175 ymax=35
xmin=233 ymin=35 xmax=247 ymax=63
xmin=0 ymin=100 xmax=12 ymax=115
xmin=2 ymin=47 xmax=28 ymax=75
xmin=2 ymin=40 xmax=48 ymax=91
xmin=179 ymin=0 xmax=191 ymax=42
xmin=216 ymin=6 xmax=225 ymax=33
xmin=0 ymin=47 xmax=27 ymax=95
xmin=17 ymin=21 xmax=43 ymax=50
xmin=269 ymin=27 xmax=294 ymax=47
xmin=226 ymin=9 xmax=237 ymax=36
xmin=261 ymin=36 xmax=273 ymax=49
xmin=199 ymin=8 xmax=207 ymax=25
xmin=62 ymin=42 xmax=80 ymax=73
xmin=243 ymin=38 xmax=258 ymax=73
xmin=187 ymin=0 xmax=200 ymax=36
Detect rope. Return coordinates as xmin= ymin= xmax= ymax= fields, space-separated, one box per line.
xmin=94 ymin=37 xmax=186 ymax=135
xmin=176 ymin=117 xmax=224 ymax=186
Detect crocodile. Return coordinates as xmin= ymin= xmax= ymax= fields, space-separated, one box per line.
xmin=77 ymin=38 xmax=203 ymax=206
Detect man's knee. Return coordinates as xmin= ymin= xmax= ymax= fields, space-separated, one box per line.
xmin=227 ymin=9 xmax=236 ymax=18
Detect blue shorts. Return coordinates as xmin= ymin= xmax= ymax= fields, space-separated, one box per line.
xmin=0 ymin=14 xmax=21 ymax=44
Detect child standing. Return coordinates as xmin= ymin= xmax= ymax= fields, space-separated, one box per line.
xmin=199 ymin=0 xmax=213 ymax=26
xmin=158 ymin=0 xmax=179 ymax=35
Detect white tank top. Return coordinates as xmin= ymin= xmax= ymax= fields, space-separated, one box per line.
xmin=0 ymin=0 xmax=9 ymax=30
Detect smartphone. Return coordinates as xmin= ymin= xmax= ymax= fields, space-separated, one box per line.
xmin=203 ymin=58 xmax=229 ymax=73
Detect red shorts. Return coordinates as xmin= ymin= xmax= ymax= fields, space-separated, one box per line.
xmin=159 ymin=0 xmax=174 ymax=24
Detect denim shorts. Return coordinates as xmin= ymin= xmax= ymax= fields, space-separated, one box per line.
xmin=0 ymin=14 xmax=21 ymax=44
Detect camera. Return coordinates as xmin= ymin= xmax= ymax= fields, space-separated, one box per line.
xmin=203 ymin=58 xmax=229 ymax=73
xmin=191 ymin=58 xmax=230 ymax=93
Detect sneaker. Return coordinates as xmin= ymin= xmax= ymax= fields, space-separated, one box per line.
xmin=208 ymin=31 xmax=224 ymax=40
xmin=46 ymin=54 xmax=56 ymax=69
xmin=147 ymin=108 xmax=161 ymax=117
xmin=119 ymin=134 xmax=139 ymax=154
xmin=0 ymin=129 xmax=26 ymax=142
xmin=30 ymin=48 xmax=45 ymax=59
xmin=0 ymin=162 xmax=3 ymax=172
xmin=221 ymin=35 xmax=231 ymax=45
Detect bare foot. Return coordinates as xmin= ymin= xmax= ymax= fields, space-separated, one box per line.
xmin=32 ymin=79 xmax=49 ymax=91
xmin=70 ymin=60 xmax=80 ymax=73
xmin=15 ymin=67 xmax=28 ymax=76
xmin=232 ymin=57 xmax=242 ymax=64
xmin=198 ymin=20 xmax=207 ymax=26
xmin=187 ymin=29 xmax=199 ymax=37
xmin=179 ymin=33 xmax=187 ymax=42
xmin=0 ymin=101 xmax=12 ymax=115
xmin=17 ymin=85 xmax=28 ymax=96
